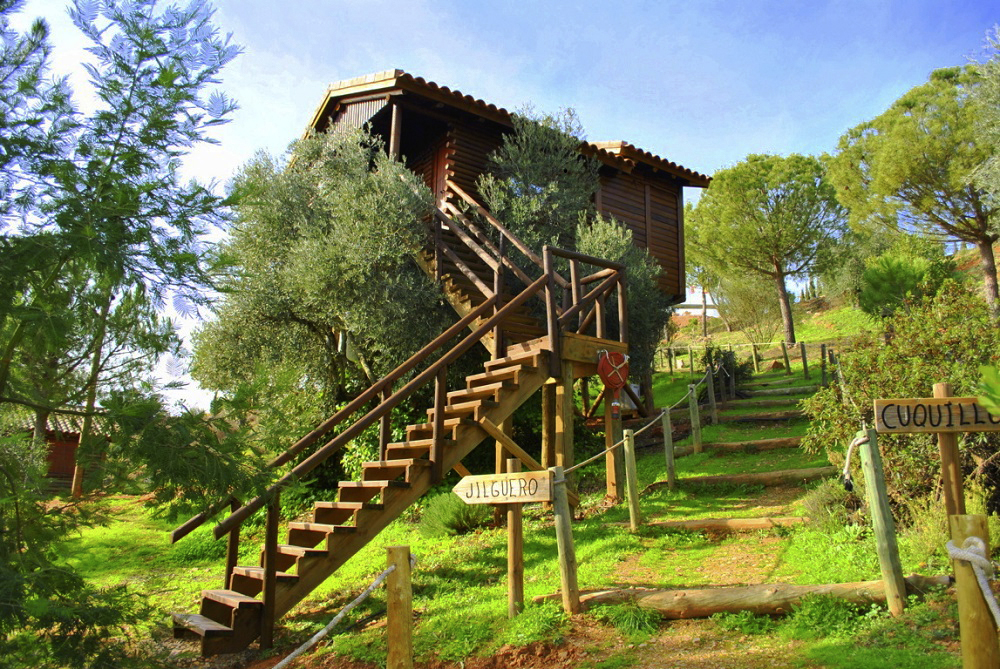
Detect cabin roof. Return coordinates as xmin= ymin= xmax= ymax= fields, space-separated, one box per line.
xmin=309 ymin=69 xmax=710 ymax=188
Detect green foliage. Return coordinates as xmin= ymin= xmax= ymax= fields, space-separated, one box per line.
xmin=857 ymin=235 xmax=955 ymax=318
xmin=496 ymin=600 xmax=567 ymax=646
xmin=781 ymin=595 xmax=873 ymax=640
xmin=592 ymin=601 xmax=660 ymax=640
xmin=711 ymin=273 xmax=783 ymax=344
xmin=419 ymin=492 xmax=492 ymax=537
xmin=829 ymin=65 xmax=1000 ymax=313
xmin=687 ymin=153 xmax=847 ymax=343
xmin=803 ymin=281 xmax=1000 ymax=509
xmin=799 ymin=478 xmax=861 ymax=533
xmin=711 ymin=609 xmax=777 ymax=635
xmin=577 ymin=215 xmax=671 ymax=376
xmin=479 ymin=108 xmax=598 ymax=252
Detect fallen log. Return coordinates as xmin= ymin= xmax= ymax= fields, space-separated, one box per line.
xmin=611 ymin=516 xmax=808 ymax=532
xmin=533 ymin=574 xmax=951 ymax=616
xmin=643 ymin=466 xmax=837 ymax=493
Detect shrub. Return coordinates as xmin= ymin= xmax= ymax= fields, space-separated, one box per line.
xmin=592 ymin=601 xmax=661 ymax=640
xmin=781 ymin=594 xmax=870 ymax=640
xmin=419 ymin=493 xmax=492 ymax=537
xmin=711 ymin=609 xmax=777 ymax=635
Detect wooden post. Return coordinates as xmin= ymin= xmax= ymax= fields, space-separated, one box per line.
xmin=668 ymin=347 xmax=674 ymax=375
xmin=706 ymin=366 xmax=718 ymax=425
xmin=260 ymin=492 xmax=280 ymax=649
xmin=820 ymin=343 xmax=827 ymax=387
xmin=661 ymin=409 xmax=676 ymax=491
xmin=624 ymin=429 xmax=642 ymax=532
xmin=605 ymin=392 xmax=625 ymax=502
xmin=224 ymin=498 xmax=240 ymax=590
xmin=949 ymin=514 xmax=1000 ymax=669
xmin=688 ymin=347 xmax=695 ymax=379
xmin=550 ymin=466 xmax=580 ymax=614
xmin=799 ymin=342 xmax=809 ymax=380
xmin=431 ymin=368 xmax=447 ymax=484
xmin=379 ymin=387 xmax=391 ymax=461
xmin=556 ymin=363 xmax=577 ymax=508
xmin=934 ymin=383 xmax=966 ymax=517
xmin=727 ymin=361 xmax=736 ymax=400
xmin=507 ymin=459 xmax=524 ymax=618
xmin=858 ymin=429 xmax=906 ymax=616
xmin=781 ymin=342 xmax=791 ymax=375
xmin=386 ymin=546 xmax=413 ymax=669
xmin=541 ymin=382 xmax=556 ymax=471
xmin=751 ymin=343 xmax=760 ymax=374
xmin=688 ymin=384 xmax=703 ymax=454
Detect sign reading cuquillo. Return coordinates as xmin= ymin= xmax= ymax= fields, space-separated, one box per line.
xmin=453 ymin=470 xmax=553 ymax=505
xmin=874 ymin=397 xmax=1000 ymax=434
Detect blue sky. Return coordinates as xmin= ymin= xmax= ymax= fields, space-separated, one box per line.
xmin=13 ymin=0 xmax=999 ymax=406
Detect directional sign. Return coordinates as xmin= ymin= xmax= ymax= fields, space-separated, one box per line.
xmin=874 ymin=397 xmax=1000 ymax=434
xmin=452 ymin=470 xmax=553 ymax=505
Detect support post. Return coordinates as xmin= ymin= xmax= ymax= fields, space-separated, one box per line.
xmin=799 ymin=342 xmax=809 ymax=380
xmin=858 ymin=429 xmax=906 ymax=616
xmin=224 ymin=498 xmax=240 ymax=590
xmin=781 ymin=342 xmax=791 ymax=375
xmin=550 ymin=466 xmax=580 ymax=614
xmin=386 ymin=546 xmax=413 ymax=669
xmin=604 ymin=390 xmax=625 ymax=502
xmin=934 ymin=382 xmax=966 ymax=517
xmin=949 ymin=514 xmax=1000 ymax=669
xmin=624 ymin=429 xmax=642 ymax=532
xmin=507 ymin=458 xmax=524 ymax=618
xmin=661 ymin=410 xmax=676 ymax=490
xmin=706 ymin=366 xmax=718 ymax=425
xmin=751 ymin=342 xmax=760 ymax=374
xmin=431 ymin=367 xmax=447 ymax=484
xmin=260 ymin=492 xmax=280 ymax=649
xmin=379 ymin=387 xmax=391 ymax=461
xmin=688 ymin=384 xmax=703 ymax=454
xmin=556 ymin=362 xmax=576 ymax=507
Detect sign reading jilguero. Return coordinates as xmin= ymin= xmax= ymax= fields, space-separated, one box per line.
xmin=453 ymin=470 xmax=553 ymax=505
xmin=874 ymin=397 xmax=1000 ymax=434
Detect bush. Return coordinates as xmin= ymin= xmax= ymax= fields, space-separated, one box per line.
xmin=419 ymin=493 xmax=492 ymax=537
xmin=592 ymin=601 xmax=661 ymax=640
xmin=802 ymin=281 xmax=1000 ymax=510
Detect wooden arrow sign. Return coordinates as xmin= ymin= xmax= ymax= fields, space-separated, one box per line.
xmin=452 ymin=470 xmax=553 ymax=505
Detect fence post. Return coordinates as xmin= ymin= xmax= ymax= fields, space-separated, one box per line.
xmin=751 ymin=342 xmax=760 ymax=374
xmin=387 ymin=546 xmax=414 ymax=669
xmin=859 ymin=429 xmax=906 ymax=616
xmin=934 ymin=382 xmax=966 ymax=517
xmin=506 ymin=458 xmax=524 ymax=618
xmin=550 ymin=466 xmax=580 ymax=613
xmin=706 ymin=366 xmax=718 ymax=425
xmin=799 ymin=342 xmax=809 ymax=380
xmin=820 ymin=343 xmax=827 ymax=387
xmin=260 ymin=492 xmax=280 ymax=649
xmin=668 ymin=347 xmax=674 ymax=375
xmin=781 ymin=342 xmax=791 ymax=376
xmin=688 ymin=347 xmax=695 ymax=379
xmin=661 ymin=409 xmax=675 ymax=490
xmin=687 ymin=384 xmax=703 ymax=454
xmin=624 ymin=429 xmax=642 ymax=532
xmin=949 ymin=514 xmax=1000 ymax=669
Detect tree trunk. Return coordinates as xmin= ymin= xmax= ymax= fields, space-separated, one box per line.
xmin=71 ymin=293 xmax=113 ymax=499
xmin=774 ymin=271 xmax=795 ymax=343
xmin=975 ymin=237 xmax=1000 ymax=318
xmin=534 ymin=575 xmax=951 ymax=617
xmin=701 ymin=286 xmax=708 ymax=338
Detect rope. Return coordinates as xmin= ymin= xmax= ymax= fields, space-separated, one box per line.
xmin=840 ymin=433 xmax=867 ymax=492
xmin=946 ymin=537 xmax=1000 ymax=629
xmin=272 ymin=554 xmax=418 ymax=669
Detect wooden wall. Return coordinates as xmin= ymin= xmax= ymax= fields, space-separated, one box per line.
xmin=597 ymin=171 xmax=683 ymax=300
xmin=446 ymin=123 xmax=503 ymax=203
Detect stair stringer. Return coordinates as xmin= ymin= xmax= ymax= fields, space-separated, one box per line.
xmin=269 ymin=352 xmax=550 ymax=620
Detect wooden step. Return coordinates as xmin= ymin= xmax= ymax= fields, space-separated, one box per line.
xmin=425 ymin=398 xmax=498 ymax=421
xmin=405 ymin=416 xmax=471 ymax=439
xmin=338 ymin=479 xmax=410 ymax=504
xmin=202 ymin=589 xmax=263 ymax=609
xmin=466 ymin=365 xmax=526 ymax=386
xmin=484 ymin=350 xmax=542 ymax=371
xmin=173 ymin=612 xmax=232 ymax=639
xmin=229 ymin=566 xmax=298 ymax=597
xmin=287 ymin=521 xmax=357 ymax=548
xmin=362 ymin=458 xmax=432 ymax=482
xmin=312 ymin=500 xmax=383 ymax=525
xmin=447 ymin=380 xmax=513 ymax=402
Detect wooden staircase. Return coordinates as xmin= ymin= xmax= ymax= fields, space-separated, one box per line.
xmin=173 ymin=346 xmax=550 ymax=655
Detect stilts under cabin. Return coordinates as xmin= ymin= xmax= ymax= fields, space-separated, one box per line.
xmin=171 ymin=69 xmax=709 ymax=656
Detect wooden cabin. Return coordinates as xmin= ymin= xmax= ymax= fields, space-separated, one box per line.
xmin=307 ymin=69 xmax=709 ymax=304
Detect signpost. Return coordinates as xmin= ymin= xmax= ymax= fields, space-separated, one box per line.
xmin=874 ymin=387 xmax=1000 ymax=668
xmin=452 ymin=470 xmax=553 ymax=505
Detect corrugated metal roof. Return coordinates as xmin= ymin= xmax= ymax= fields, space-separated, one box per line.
xmin=313 ymin=70 xmax=710 ymax=187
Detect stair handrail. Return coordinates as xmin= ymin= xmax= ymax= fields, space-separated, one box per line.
xmin=211 ymin=272 xmax=551 ymax=540
xmin=170 ymin=296 xmax=498 ymax=543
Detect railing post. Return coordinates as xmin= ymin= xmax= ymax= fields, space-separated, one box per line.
xmin=820 ymin=343 xmax=827 ymax=387
xmin=507 ymin=458 xmax=524 ymax=618
xmin=617 ymin=273 xmax=628 ymax=344
xmin=859 ymin=429 xmax=906 ymax=616
xmin=949 ymin=514 xmax=1000 ymax=668
xmin=800 ymin=342 xmax=809 ymax=380
xmin=661 ymin=409 xmax=675 ymax=490
xmin=386 ymin=546 xmax=414 ymax=669
xmin=543 ymin=246 xmax=561 ymax=378
xmin=431 ymin=367 xmax=447 ymax=484
xmin=751 ymin=342 xmax=760 ymax=374
xmin=688 ymin=384 xmax=703 ymax=454
xmin=706 ymin=366 xmax=718 ymax=425
xmin=688 ymin=347 xmax=695 ymax=379
xmin=260 ymin=491 xmax=280 ymax=649
xmin=379 ymin=387 xmax=391 ymax=461
xmin=433 ymin=211 xmax=442 ymax=281
xmin=781 ymin=341 xmax=791 ymax=375
xmin=570 ymin=259 xmax=582 ymax=330
xmin=624 ymin=429 xmax=642 ymax=532
xmin=550 ymin=465 xmax=580 ymax=614
xmin=595 ymin=294 xmax=606 ymax=339
xmin=224 ymin=497 xmax=240 ymax=590
xmin=493 ymin=235 xmax=506 ymax=359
